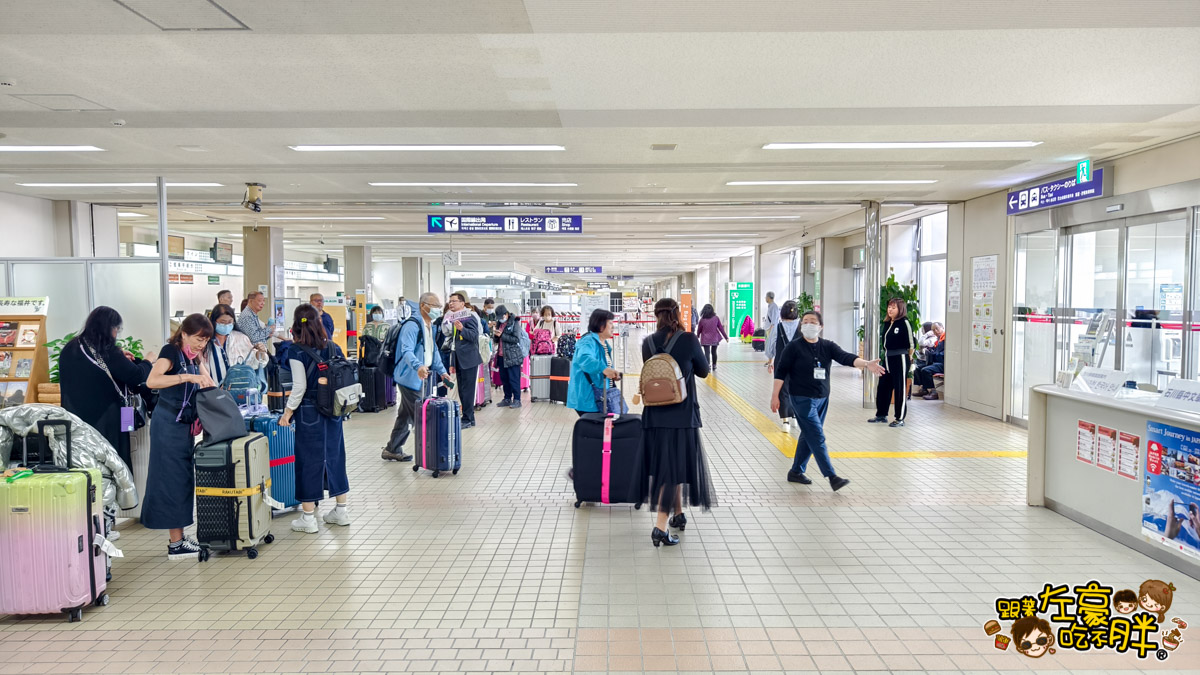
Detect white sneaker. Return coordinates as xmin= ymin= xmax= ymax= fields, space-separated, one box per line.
xmin=291 ymin=513 xmax=319 ymax=534
xmin=782 ymin=421 xmax=790 ymax=433
xmin=323 ymin=507 xmax=351 ymax=527
xmin=167 ymin=538 xmax=201 ymax=561
xmin=106 ymin=529 xmax=121 ymax=542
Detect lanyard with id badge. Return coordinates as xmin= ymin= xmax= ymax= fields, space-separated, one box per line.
xmin=809 ymin=341 xmax=826 ymax=381
xmin=82 ymin=340 xmax=145 ymax=432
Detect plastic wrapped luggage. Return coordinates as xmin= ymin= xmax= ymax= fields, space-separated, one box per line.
xmin=530 ymin=355 xmax=552 ymax=402
xmin=414 ymin=398 xmax=461 ymax=478
xmin=249 ymin=415 xmax=298 ymax=510
xmin=265 ymin=357 xmax=292 ymax=414
xmin=475 ymin=367 xmax=491 ymax=409
xmin=0 ymin=420 xmax=111 ymax=621
xmin=751 ymin=328 xmax=767 ymax=352
xmin=193 ymin=433 xmax=276 ymax=561
xmin=571 ymin=412 xmax=645 ymax=508
xmin=556 ymin=333 xmax=577 ymax=360
xmin=357 ymin=364 xmax=388 ymax=413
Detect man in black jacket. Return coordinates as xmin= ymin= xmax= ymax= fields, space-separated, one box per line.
xmin=441 ymin=292 xmax=484 ymax=428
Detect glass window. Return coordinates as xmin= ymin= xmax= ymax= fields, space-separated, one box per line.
xmin=11 ymin=262 xmax=88 ymax=343
xmin=1123 ymin=218 xmax=1187 ymax=388
xmin=918 ymin=259 xmax=946 ymax=324
xmin=1063 ymin=228 xmax=1120 ymax=371
xmin=0 ymin=263 xmax=6 ymax=296
xmin=919 ymin=211 xmax=948 ymax=257
xmin=1011 ymin=230 xmax=1058 ymax=420
xmin=92 ymin=262 xmax=165 ymax=351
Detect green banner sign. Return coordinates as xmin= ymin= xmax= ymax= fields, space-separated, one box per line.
xmin=207 ymin=275 xmax=221 ymax=285
xmin=728 ymin=282 xmax=754 ymax=339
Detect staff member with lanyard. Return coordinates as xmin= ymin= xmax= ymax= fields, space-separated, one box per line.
xmin=771 ymin=310 xmax=884 ymax=491
xmin=868 ymin=298 xmax=917 ymax=427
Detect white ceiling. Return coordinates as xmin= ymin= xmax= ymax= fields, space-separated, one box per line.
xmin=2 ymin=0 xmax=1200 ymax=279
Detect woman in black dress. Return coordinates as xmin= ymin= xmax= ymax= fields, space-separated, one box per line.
xmin=141 ymin=313 xmax=215 ymax=561
xmin=641 ymin=298 xmax=716 ymax=547
xmin=59 ymin=306 xmax=153 ymax=469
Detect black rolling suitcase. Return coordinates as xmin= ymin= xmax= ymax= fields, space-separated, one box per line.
xmin=549 ymin=357 xmax=570 ymax=404
xmin=357 ymin=364 xmax=388 ymax=413
xmin=572 ymin=411 xmax=645 ymax=509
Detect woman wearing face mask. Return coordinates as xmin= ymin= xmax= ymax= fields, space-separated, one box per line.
xmin=141 ymin=313 xmax=217 ymax=561
xmin=535 ymin=305 xmax=560 ymax=339
xmin=869 ymin=298 xmax=917 ymax=427
xmin=765 ymin=300 xmax=800 ymax=432
xmin=204 ymin=304 xmax=268 ymax=387
xmin=771 ymin=310 xmax=885 ymax=491
xmin=493 ymin=305 xmax=526 ymax=408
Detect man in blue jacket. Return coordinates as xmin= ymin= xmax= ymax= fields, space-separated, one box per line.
xmin=382 ymin=293 xmax=450 ymax=462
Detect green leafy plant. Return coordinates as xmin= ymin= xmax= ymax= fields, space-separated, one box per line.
xmin=117 ymin=336 xmax=145 ymax=360
xmin=43 ymin=332 xmax=77 ymax=384
xmin=795 ymin=291 xmax=815 ymax=316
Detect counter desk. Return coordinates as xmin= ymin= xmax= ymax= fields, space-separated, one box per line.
xmin=1029 ymin=384 xmax=1200 ymax=579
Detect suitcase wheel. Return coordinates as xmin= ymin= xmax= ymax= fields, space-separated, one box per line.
xmin=94 ymin=593 xmax=109 ymax=607
xmin=264 ymin=533 xmax=275 ymax=544
xmin=412 ymin=465 xmax=419 ymax=472
xmin=452 ymin=468 xmax=459 ymax=475
xmin=635 ymin=503 xmax=642 ymax=510
xmin=574 ymin=501 xmax=582 ymax=508
xmin=199 ymin=548 xmax=211 ymax=563
xmin=247 ymin=547 xmax=259 ymax=560
xmin=68 ymin=608 xmax=82 ymax=623
xmin=432 ymin=470 xmax=440 ymax=478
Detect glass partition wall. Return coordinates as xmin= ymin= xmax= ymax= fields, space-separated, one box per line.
xmin=1011 ymin=207 xmax=1199 ymax=420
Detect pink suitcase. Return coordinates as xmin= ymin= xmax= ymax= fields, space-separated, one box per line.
xmin=521 ymin=357 xmax=531 ymax=391
xmin=476 ymin=367 xmax=492 ymax=409
xmin=0 ymin=420 xmax=110 ymax=622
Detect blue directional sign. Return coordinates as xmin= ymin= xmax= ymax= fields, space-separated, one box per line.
xmin=1007 ymin=168 xmax=1105 ymax=216
xmin=428 ymin=215 xmax=583 ymax=234
xmin=546 ymin=266 xmax=602 ymax=274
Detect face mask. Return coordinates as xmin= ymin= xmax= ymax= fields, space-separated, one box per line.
xmin=371 ymin=313 xmax=383 ymax=322
xmin=800 ymin=324 xmax=822 ymax=340
xmin=427 ymin=307 xmax=443 ymax=320
xmin=215 ymin=323 xmax=234 ymax=336
xmin=182 ymin=344 xmax=199 ymax=360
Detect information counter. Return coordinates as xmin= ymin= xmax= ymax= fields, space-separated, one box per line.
xmin=1029 ymin=384 xmax=1200 ymax=579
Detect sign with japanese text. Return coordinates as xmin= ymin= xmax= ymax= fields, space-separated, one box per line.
xmin=1156 ymin=378 xmax=1200 ymax=415
xmin=0 ymin=297 xmax=49 ymax=316
xmin=1007 ymin=168 xmax=1106 ymax=215
xmin=728 ymin=282 xmax=754 ymax=340
xmin=1071 ymin=367 xmax=1128 ymax=397
xmin=546 ymin=266 xmax=602 ymax=274
xmin=428 ymin=215 xmax=583 ymax=234
xmin=1143 ymin=421 xmax=1200 ymax=561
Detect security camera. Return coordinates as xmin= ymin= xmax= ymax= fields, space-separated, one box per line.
xmin=242 ymin=182 xmax=265 ymax=213
xmin=110 ymin=119 xmax=126 ymax=127
xmin=318 ymin=239 xmax=326 ymax=245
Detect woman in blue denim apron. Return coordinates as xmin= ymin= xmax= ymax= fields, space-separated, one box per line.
xmin=141 ymin=313 xmax=215 ymax=561
xmin=279 ymin=303 xmax=350 ymax=534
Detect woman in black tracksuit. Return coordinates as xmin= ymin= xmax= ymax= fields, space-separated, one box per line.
xmin=868 ymin=298 xmax=916 ymax=428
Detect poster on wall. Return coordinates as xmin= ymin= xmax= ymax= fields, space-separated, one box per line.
xmin=728 ymin=282 xmax=754 ymax=338
xmin=1142 ymin=421 xmax=1200 ymax=560
xmin=947 ymin=271 xmax=962 ymax=313
xmin=971 ymin=254 xmax=997 ymax=291
xmin=970 ymin=290 xmax=994 ymax=353
xmin=1095 ymin=425 xmax=1118 ymax=472
xmin=680 ymin=289 xmax=693 ymax=332
xmin=1076 ymin=420 xmax=1096 ymax=464
xmin=1118 ymin=431 xmax=1140 ymax=480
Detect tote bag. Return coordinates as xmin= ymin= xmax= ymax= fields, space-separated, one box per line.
xmin=195 ymin=387 xmax=246 ymax=444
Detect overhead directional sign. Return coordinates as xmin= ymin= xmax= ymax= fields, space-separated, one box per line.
xmin=428 ymin=215 xmax=583 ymax=234
xmin=1007 ymin=168 xmax=1105 ymax=216
xmin=546 ymin=266 xmax=602 ymax=274
xmin=607 ymin=275 xmax=634 ymax=281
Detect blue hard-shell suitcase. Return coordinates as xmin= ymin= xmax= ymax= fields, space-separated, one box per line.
xmin=249 ymin=415 xmax=298 ymax=509
xmin=414 ymin=398 xmax=461 ymax=478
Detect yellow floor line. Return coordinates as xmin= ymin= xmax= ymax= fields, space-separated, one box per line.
xmin=700 ymin=375 xmax=1027 ymax=460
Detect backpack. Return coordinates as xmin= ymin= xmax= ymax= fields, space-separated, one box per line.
xmin=556 ymin=333 xmax=577 ymax=360
xmin=360 ymin=334 xmax=383 ymax=367
xmin=221 ymin=361 xmax=262 ymax=406
xmin=296 ymin=344 xmax=362 ymax=418
xmin=378 ymin=317 xmax=418 ymax=376
xmin=531 ymin=329 xmax=555 ymax=355
xmin=639 ymin=332 xmax=687 ymax=407
xmin=517 ymin=328 xmax=531 ymax=359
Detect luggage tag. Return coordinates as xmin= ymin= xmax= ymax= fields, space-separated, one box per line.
xmin=93 ymin=534 xmax=125 ymax=558
xmin=261 ymin=482 xmax=285 ymax=510
xmin=120 ymin=405 xmax=135 ymax=433
xmin=814 ymin=360 xmax=826 ymax=380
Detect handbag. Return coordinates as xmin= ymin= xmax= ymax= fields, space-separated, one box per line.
xmin=584 ymin=342 xmax=628 ymax=414
xmin=195 ymin=387 xmax=247 ymax=444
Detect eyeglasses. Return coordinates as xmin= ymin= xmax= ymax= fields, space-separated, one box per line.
xmin=1020 ymin=637 xmax=1049 ymax=650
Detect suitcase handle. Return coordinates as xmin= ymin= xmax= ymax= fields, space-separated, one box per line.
xmin=33 ymin=419 xmax=73 ymax=471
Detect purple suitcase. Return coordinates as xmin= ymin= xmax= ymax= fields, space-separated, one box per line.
xmin=0 ymin=420 xmax=109 ymax=622
xmin=385 ymin=374 xmax=397 ymax=407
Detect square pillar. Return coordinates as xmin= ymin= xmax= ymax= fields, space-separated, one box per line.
xmin=242 ymin=225 xmax=285 ymax=323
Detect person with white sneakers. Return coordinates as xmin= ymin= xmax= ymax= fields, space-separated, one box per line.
xmin=279 ymin=303 xmax=351 ymax=533
xmin=765 ymin=300 xmax=801 ymax=433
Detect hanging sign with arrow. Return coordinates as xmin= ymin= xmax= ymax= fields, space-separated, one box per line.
xmin=1006 ymin=168 xmax=1106 ymax=216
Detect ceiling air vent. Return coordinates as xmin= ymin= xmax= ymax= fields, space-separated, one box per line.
xmin=112 ymin=0 xmax=250 ymax=31
xmin=650 ymin=144 xmax=677 ymax=151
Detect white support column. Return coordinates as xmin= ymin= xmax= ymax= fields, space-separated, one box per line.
xmin=863 ymin=201 xmax=884 ymax=407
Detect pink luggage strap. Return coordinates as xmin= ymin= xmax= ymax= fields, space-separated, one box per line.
xmin=601 ymin=415 xmax=614 ymax=504
xmin=421 ymin=398 xmax=430 ymax=468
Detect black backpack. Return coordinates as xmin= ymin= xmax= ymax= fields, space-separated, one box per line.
xmin=360 ymin=334 xmax=383 ymax=367
xmin=295 ymin=344 xmax=362 ymax=418
xmin=378 ymin=317 xmax=419 ymax=376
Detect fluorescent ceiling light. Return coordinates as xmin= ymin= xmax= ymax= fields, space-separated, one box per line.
xmin=339 ymin=234 xmax=431 ymax=238
xmin=369 ymin=182 xmax=577 ymax=187
xmin=291 ymin=144 xmax=564 ymax=152
xmin=727 ymin=180 xmax=937 ymax=186
xmin=16 ymin=182 xmax=223 ymax=187
xmin=763 ymin=141 xmax=1041 ymax=150
xmin=117 ymin=212 xmax=147 ymax=218
xmin=0 ymin=145 xmax=105 ymax=152
xmin=678 ymin=216 xmax=802 ymax=221
xmin=263 ymin=216 xmax=385 ymax=221
xmin=664 ymin=233 xmax=761 ymax=238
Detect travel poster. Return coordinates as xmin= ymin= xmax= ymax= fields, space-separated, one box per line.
xmin=1142 ymin=421 xmax=1200 ymax=560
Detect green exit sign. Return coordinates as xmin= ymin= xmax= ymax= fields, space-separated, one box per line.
xmin=1077 ymin=159 xmax=1092 ymax=183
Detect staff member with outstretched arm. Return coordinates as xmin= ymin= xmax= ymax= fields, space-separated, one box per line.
xmin=771 ymin=310 xmax=885 ymax=491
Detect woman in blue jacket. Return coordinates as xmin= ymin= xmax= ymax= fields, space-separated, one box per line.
xmin=564 ymin=309 xmax=621 ymax=481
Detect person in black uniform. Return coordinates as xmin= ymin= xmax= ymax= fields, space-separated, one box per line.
xmin=141 ymin=313 xmax=215 ymax=561
xmin=772 ymin=310 xmax=885 ymax=489
xmin=868 ymin=298 xmax=917 ymax=427
xmin=59 ymin=306 xmax=153 ymax=470
xmin=641 ymin=298 xmax=717 ymax=547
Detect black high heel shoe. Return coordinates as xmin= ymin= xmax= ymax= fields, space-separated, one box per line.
xmin=651 ymin=527 xmax=679 ymax=547
xmin=669 ymin=513 xmax=687 ymax=531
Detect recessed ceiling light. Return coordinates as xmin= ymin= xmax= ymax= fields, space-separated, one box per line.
xmin=0 ymin=145 xmax=105 ymax=152
xmin=726 ymin=180 xmax=937 ymax=186
xmin=262 ymin=216 xmax=386 ymax=221
xmin=291 ymin=144 xmax=564 ymax=152
xmin=16 ymin=182 xmax=223 ymax=187
xmin=678 ymin=216 xmax=803 ymax=221
xmin=369 ymin=182 xmax=578 ymax=187
xmin=763 ymin=141 xmax=1042 ymax=150
xmin=339 ymin=234 xmax=432 ymax=238
xmin=664 ymin=233 xmax=761 ymax=238
xmin=117 ymin=212 xmax=147 ymax=218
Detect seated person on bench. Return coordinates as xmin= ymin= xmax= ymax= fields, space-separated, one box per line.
xmin=914 ymin=323 xmax=945 ymax=399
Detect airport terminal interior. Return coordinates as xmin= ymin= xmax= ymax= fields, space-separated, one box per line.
xmin=4 ymin=2 xmax=1200 ymax=674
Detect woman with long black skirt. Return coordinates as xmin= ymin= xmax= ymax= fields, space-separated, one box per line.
xmin=868 ymin=298 xmax=917 ymax=428
xmin=641 ymin=298 xmax=716 ymax=547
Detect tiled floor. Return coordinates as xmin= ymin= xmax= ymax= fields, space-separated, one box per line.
xmin=3 ymin=339 xmax=1199 ymax=674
